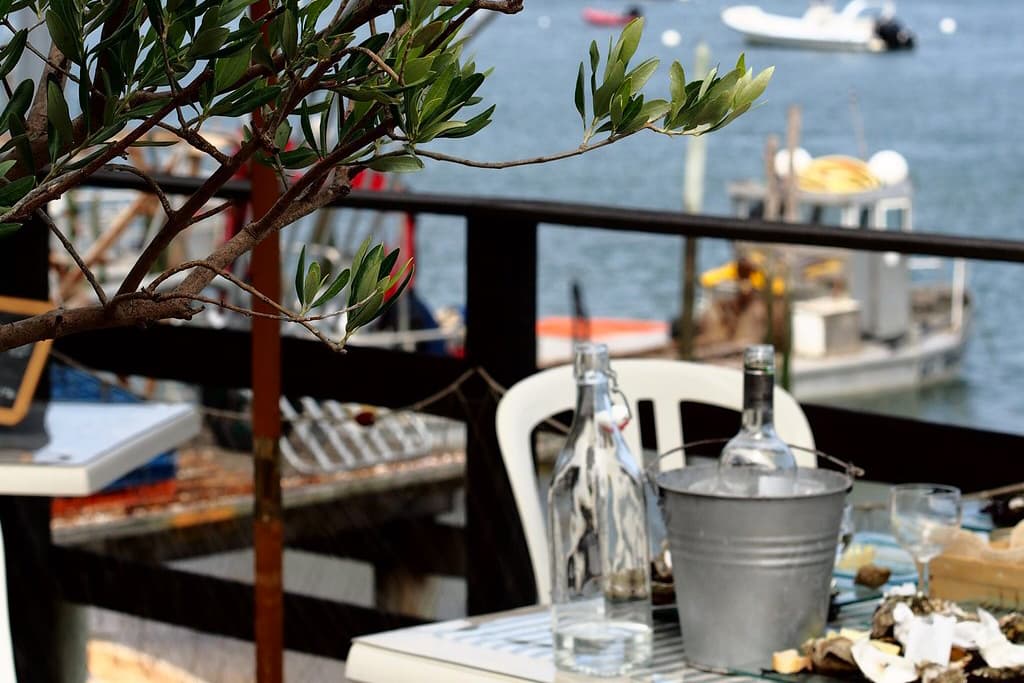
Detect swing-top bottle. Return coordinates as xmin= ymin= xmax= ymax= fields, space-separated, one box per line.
xmin=548 ymin=342 xmax=652 ymax=676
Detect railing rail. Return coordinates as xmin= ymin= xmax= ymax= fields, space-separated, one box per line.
xmin=84 ymin=169 xmax=1024 ymax=262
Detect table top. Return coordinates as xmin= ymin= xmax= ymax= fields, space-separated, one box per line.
xmin=50 ymin=446 xmax=463 ymax=545
xmin=0 ymin=402 xmax=200 ymax=496
xmin=347 ymin=600 xmax=879 ymax=683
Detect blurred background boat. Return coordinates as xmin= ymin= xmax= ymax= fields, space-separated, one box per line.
xmin=704 ymin=147 xmax=968 ymax=401
xmin=721 ymin=1 xmax=915 ymax=52
xmin=582 ymin=6 xmax=641 ymax=28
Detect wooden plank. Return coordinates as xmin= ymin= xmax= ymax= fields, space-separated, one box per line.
xmin=931 ymin=554 xmax=1024 ymax=609
xmin=54 ymin=449 xmax=462 ymax=558
xmin=72 ymin=485 xmax=461 ymax=568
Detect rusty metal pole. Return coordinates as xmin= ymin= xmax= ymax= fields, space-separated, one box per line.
xmin=249 ymin=1 xmax=283 ymax=681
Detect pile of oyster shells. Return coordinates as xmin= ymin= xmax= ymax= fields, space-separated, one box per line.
xmin=798 ymin=591 xmax=1024 ymax=683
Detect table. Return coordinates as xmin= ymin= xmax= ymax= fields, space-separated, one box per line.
xmin=0 ymin=401 xmax=201 ymax=496
xmin=347 ymin=601 xmax=879 ymax=683
xmin=0 ymin=400 xmax=200 ymax=681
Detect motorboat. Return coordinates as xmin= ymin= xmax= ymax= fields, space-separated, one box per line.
xmin=582 ymin=7 xmax=640 ymax=28
xmin=721 ymin=1 xmax=914 ymax=52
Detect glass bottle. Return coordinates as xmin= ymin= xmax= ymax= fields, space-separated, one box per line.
xmin=548 ymin=343 xmax=653 ymax=676
xmin=719 ymin=344 xmax=798 ymax=496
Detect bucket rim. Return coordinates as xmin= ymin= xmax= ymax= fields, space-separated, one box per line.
xmin=655 ymin=463 xmax=853 ymax=500
xmin=648 ymin=437 xmax=864 ymax=480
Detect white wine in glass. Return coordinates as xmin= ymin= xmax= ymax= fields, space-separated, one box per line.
xmin=889 ymin=484 xmax=962 ymax=596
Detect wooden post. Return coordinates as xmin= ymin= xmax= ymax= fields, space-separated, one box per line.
xmin=763 ymin=135 xmax=781 ymax=222
xmin=783 ymin=105 xmax=802 ymax=224
xmin=679 ymin=42 xmax=709 ymax=360
xmin=464 ymin=215 xmax=538 ymax=614
xmin=760 ymin=135 xmax=780 ymax=347
xmin=779 ymin=106 xmax=802 ymax=388
xmin=250 ymin=1 xmax=283 ymax=680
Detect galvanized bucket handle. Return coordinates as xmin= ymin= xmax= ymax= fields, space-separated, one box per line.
xmin=645 ymin=437 xmax=864 ymax=480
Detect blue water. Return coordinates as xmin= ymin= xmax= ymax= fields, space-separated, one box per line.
xmin=401 ymin=0 xmax=1024 ymax=434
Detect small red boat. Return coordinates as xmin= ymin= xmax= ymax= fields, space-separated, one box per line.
xmin=582 ymin=7 xmax=641 ymax=27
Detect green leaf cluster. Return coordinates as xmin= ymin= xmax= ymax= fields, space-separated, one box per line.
xmin=292 ymin=237 xmax=414 ymax=340
xmin=574 ymin=20 xmax=771 ymax=142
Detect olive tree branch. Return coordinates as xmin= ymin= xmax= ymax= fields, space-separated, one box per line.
xmin=143 ymin=260 xmax=375 ymax=350
xmin=115 ymin=135 xmax=262 ymax=295
xmin=188 ymin=200 xmax=235 ymax=226
xmin=121 ymin=29 xmax=387 ymax=298
xmin=149 ymin=292 xmax=343 ymax=349
xmin=102 ymin=164 xmax=174 ymax=216
xmin=26 ymin=42 xmax=69 ymax=141
xmin=149 ymin=261 xmax=376 ymax=322
xmin=412 ymin=132 xmax=627 ymax=169
xmin=443 ymin=0 xmax=521 ymax=9
xmin=155 ymin=122 xmax=230 ymax=165
xmin=1 ymin=22 xmax=80 ymax=84
xmin=0 ymin=155 xmax=371 ymax=353
xmin=2 ymin=74 xmax=219 ymax=213
xmin=340 ymin=46 xmax=401 ymax=84
xmin=157 ymin=32 xmax=192 ymax=130
xmin=35 ymin=208 xmax=108 ymax=306
xmin=176 ymin=136 xmax=383 ymax=298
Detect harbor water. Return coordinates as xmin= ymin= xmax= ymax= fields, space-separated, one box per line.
xmin=400 ymin=0 xmax=1024 ymax=435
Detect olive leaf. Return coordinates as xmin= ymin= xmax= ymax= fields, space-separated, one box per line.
xmin=574 ymin=62 xmax=586 ymax=126
xmin=294 ymin=245 xmax=307 ymax=306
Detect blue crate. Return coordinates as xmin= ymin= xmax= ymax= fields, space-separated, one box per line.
xmin=51 ymin=365 xmax=177 ymax=492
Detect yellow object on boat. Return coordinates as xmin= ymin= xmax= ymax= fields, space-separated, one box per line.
xmin=798 ymin=155 xmax=881 ymax=194
xmin=802 ymin=258 xmax=844 ymax=280
xmin=700 ymin=261 xmax=785 ymax=295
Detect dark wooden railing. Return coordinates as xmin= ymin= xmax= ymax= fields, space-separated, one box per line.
xmin=5 ymin=171 xmax=1024 ymax=675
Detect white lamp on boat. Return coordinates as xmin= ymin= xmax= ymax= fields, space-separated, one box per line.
xmin=867 ymin=150 xmax=909 ymax=186
xmin=773 ymin=147 xmax=812 ymax=177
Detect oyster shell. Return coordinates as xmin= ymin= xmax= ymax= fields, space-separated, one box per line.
xmin=1001 ymin=614 xmax=1024 ymax=645
xmin=872 ymin=594 xmax=970 ymax=640
xmin=919 ymin=663 xmax=968 ymax=683
xmin=804 ymin=636 xmax=859 ymax=676
xmin=850 ymin=639 xmax=917 ymax=683
xmin=966 ymin=666 xmax=1024 ymax=682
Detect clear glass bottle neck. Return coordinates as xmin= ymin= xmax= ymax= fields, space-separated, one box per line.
xmin=572 ymin=343 xmax=613 ymax=421
xmin=741 ymin=370 xmax=774 ymax=431
xmin=573 ymin=376 xmax=612 ymax=421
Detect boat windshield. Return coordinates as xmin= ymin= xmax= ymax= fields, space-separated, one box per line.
xmin=837 ymin=0 xmax=894 ymax=19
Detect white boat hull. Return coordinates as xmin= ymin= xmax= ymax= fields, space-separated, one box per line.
xmin=722 ymin=4 xmax=886 ymax=52
xmin=789 ymin=326 xmax=967 ymax=401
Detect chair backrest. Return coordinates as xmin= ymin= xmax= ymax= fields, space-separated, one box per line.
xmin=495 ymin=358 xmax=815 ymax=605
xmin=0 ymin=520 xmax=16 ymax=682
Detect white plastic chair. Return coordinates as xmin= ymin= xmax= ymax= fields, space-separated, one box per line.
xmin=495 ymin=358 xmax=815 ymax=605
xmin=0 ymin=520 xmax=16 ymax=682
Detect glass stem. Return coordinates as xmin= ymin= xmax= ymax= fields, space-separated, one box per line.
xmin=915 ymin=559 xmax=930 ymax=597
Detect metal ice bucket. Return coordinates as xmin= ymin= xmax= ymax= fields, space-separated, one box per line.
xmin=656 ymin=464 xmax=851 ymax=671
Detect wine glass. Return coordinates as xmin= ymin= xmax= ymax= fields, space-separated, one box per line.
xmin=889 ymin=484 xmax=962 ymax=596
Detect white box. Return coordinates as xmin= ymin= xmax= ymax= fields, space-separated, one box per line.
xmin=792 ymin=297 xmax=861 ymax=358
